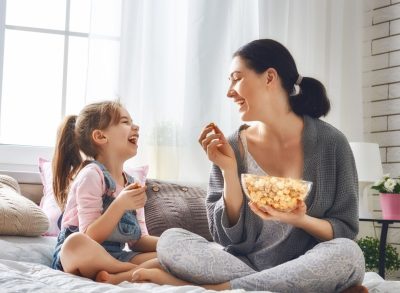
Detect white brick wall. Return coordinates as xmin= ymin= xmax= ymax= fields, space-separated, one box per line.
xmin=366 ymin=84 xmax=388 ymax=101
xmin=389 ymin=114 xmax=400 ymax=129
xmin=364 ymin=0 xmax=400 ymax=174
xmin=390 ymin=82 xmax=400 ymax=98
xmin=391 ymin=50 xmax=400 ymax=66
xmin=362 ymin=0 xmax=400 ymax=280
xmin=387 ymin=147 xmax=400 ymax=161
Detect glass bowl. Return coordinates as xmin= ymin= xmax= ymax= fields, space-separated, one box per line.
xmin=241 ymin=173 xmax=312 ymax=213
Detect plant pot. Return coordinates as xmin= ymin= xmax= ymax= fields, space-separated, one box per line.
xmin=380 ymin=193 xmax=400 ymax=220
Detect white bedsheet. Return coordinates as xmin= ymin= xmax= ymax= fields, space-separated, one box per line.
xmin=0 ymin=236 xmax=399 ymax=293
xmin=0 ymin=236 xmax=262 ymax=293
xmin=0 ymin=259 xmax=252 ymax=293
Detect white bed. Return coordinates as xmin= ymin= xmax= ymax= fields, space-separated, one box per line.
xmin=0 ymin=236 xmax=262 ymax=293
xmin=0 ymin=236 xmax=399 ymax=293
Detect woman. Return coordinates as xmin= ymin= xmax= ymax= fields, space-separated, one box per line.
xmin=133 ymin=39 xmax=366 ymax=293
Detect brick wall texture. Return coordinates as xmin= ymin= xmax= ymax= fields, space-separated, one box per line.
xmin=362 ymin=0 xmax=400 ymax=279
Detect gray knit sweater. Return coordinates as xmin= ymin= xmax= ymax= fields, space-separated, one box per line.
xmin=206 ymin=115 xmax=359 ymax=271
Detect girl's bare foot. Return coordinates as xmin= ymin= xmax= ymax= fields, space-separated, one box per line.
xmin=95 ymin=270 xmax=111 ymax=283
xmin=95 ymin=266 xmax=138 ymax=285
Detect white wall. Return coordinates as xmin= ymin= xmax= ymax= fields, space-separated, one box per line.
xmin=361 ymin=0 xmax=400 ymax=279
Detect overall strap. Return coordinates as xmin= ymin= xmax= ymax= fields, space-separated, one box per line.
xmin=124 ymin=172 xmax=135 ymax=185
xmin=92 ymin=160 xmax=116 ymax=196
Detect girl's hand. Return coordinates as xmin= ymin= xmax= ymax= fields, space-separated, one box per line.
xmin=198 ymin=123 xmax=237 ymax=172
xmin=248 ymin=200 xmax=307 ymax=226
xmin=114 ymin=183 xmax=147 ymax=211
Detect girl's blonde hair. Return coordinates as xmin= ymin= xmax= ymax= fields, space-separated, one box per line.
xmin=52 ymin=101 xmax=123 ymax=210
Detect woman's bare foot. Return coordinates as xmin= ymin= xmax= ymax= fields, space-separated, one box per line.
xmin=340 ymin=285 xmax=368 ymax=293
xmin=131 ymin=268 xmax=191 ymax=286
xmin=131 ymin=268 xmax=230 ymax=290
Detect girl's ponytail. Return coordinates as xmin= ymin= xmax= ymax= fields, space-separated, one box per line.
xmin=289 ymin=77 xmax=331 ymax=118
xmin=52 ymin=115 xmax=82 ymax=211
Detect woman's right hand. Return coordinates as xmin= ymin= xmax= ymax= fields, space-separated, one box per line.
xmin=114 ymin=183 xmax=147 ymax=211
xmin=198 ymin=123 xmax=237 ymax=172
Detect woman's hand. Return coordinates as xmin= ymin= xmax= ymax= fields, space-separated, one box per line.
xmin=249 ymin=201 xmax=335 ymax=241
xmin=114 ymin=183 xmax=147 ymax=211
xmin=198 ymin=123 xmax=237 ymax=172
xmin=248 ymin=200 xmax=307 ymax=226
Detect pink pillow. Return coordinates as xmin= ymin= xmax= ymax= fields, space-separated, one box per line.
xmin=124 ymin=164 xmax=149 ymax=186
xmin=38 ymin=158 xmax=62 ymax=236
xmin=38 ymin=158 xmax=149 ymax=236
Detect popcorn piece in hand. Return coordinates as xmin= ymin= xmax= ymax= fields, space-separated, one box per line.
xmin=131 ymin=182 xmax=142 ymax=189
xmin=207 ymin=122 xmax=216 ymax=131
xmin=242 ymin=173 xmax=312 ymax=212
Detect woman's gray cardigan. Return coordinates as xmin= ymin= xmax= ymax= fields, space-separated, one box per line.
xmin=206 ymin=115 xmax=359 ymax=270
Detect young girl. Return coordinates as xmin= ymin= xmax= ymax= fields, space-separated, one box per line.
xmin=51 ymin=100 xmax=160 ymax=284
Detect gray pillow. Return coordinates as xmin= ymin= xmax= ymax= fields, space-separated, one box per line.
xmin=144 ymin=179 xmax=212 ymax=241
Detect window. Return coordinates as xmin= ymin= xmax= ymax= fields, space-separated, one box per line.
xmin=0 ymin=0 xmax=121 ymax=182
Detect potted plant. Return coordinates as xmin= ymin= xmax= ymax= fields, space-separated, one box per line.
xmin=371 ymin=174 xmax=400 ymax=220
xmin=357 ymin=236 xmax=400 ymax=273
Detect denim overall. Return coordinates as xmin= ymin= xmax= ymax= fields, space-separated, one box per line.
xmin=52 ymin=161 xmax=142 ymax=271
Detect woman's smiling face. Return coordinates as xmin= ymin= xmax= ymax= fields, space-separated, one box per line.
xmin=227 ymin=56 xmax=269 ymax=121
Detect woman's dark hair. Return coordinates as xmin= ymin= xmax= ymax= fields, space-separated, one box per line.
xmin=52 ymin=101 xmax=123 ymax=210
xmin=233 ymin=39 xmax=330 ymax=118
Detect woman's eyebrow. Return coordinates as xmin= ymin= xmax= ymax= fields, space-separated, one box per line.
xmin=229 ymin=71 xmax=241 ymax=79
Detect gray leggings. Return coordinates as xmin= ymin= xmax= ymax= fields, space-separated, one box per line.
xmin=157 ymin=228 xmax=365 ymax=293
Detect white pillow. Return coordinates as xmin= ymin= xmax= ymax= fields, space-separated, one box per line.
xmin=0 ymin=175 xmax=49 ymax=236
xmin=0 ymin=235 xmax=56 ymax=266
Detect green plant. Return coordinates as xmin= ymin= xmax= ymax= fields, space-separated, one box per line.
xmin=371 ymin=174 xmax=400 ymax=194
xmin=356 ymin=236 xmax=400 ymax=272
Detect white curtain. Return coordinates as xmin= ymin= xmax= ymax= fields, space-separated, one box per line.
xmin=86 ymin=0 xmax=364 ymax=184
xmin=258 ymin=0 xmax=364 ymax=142
xmin=118 ymin=0 xmax=259 ymax=184
xmin=84 ymin=0 xmax=123 ymax=105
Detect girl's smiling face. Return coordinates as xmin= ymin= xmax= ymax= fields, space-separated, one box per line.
xmin=103 ymin=107 xmax=140 ymax=160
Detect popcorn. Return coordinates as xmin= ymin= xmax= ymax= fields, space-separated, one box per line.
xmin=241 ymin=173 xmax=312 ymax=212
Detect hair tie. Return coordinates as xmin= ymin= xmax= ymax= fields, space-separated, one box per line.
xmin=295 ymin=75 xmax=303 ymax=85
xmin=290 ymin=74 xmax=303 ymax=96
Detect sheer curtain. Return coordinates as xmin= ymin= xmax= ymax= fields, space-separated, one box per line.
xmin=118 ymin=0 xmax=259 ymax=183
xmin=94 ymin=0 xmax=363 ymax=184
xmin=258 ymin=0 xmax=364 ymax=141
xmin=84 ymin=0 xmax=122 ymax=106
